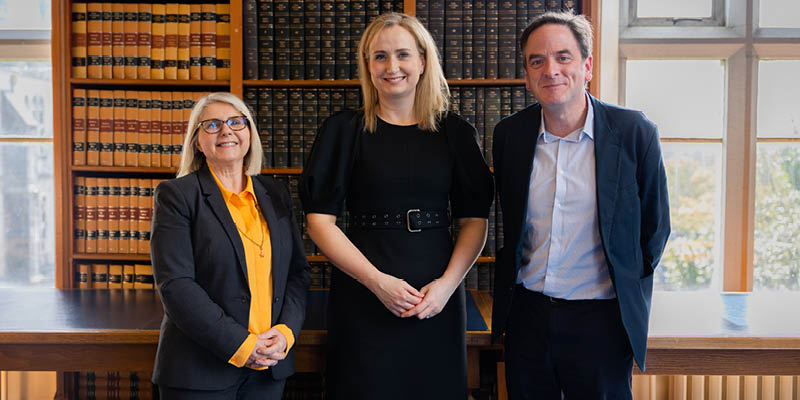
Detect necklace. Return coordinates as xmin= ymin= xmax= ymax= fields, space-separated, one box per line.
xmin=236 ymin=212 xmax=266 ymax=257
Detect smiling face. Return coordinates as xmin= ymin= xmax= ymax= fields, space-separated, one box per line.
xmin=523 ymin=23 xmax=592 ymax=114
xmin=367 ymin=25 xmax=425 ymax=105
xmin=195 ymin=102 xmax=251 ymax=171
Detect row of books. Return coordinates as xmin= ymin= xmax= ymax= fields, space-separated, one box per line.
xmin=73 ymin=177 xmax=163 ymax=255
xmin=242 ymin=87 xmax=364 ymax=168
xmin=448 ymin=85 xmax=534 ymax=165
xmin=241 ymin=85 xmax=533 ymax=169
xmin=75 ymin=263 xmax=155 ymax=290
xmin=76 ymin=371 xmax=154 ymax=400
xmin=417 ymin=0 xmax=581 ymax=79
xmin=71 ymin=89 xmax=208 ymax=167
xmin=243 ymin=0 xmax=404 ymax=80
xmin=71 ymin=2 xmax=230 ymax=80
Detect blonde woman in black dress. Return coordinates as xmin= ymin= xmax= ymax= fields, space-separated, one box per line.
xmin=300 ymin=13 xmax=494 ymax=400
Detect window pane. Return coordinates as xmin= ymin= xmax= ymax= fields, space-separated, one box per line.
xmin=657 ymin=143 xmax=722 ymax=291
xmin=754 ymin=143 xmax=800 ymax=291
xmin=626 ymin=60 xmax=724 ymax=139
xmin=0 ymin=142 xmax=54 ymax=287
xmin=759 ymin=0 xmax=800 ymax=28
xmin=757 ymin=60 xmax=800 ymax=139
xmin=637 ymin=0 xmax=712 ymax=19
xmin=0 ymin=61 xmax=52 ymax=138
xmin=0 ymin=0 xmax=50 ymax=30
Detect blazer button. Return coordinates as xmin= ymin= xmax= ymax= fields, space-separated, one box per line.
xmin=240 ymin=297 xmax=248 ymax=304
xmin=274 ymin=297 xmax=280 ymax=303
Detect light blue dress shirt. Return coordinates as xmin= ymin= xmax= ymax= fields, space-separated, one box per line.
xmin=517 ymin=95 xmax=616 ymax=300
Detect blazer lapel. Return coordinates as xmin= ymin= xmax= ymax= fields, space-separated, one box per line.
xmin=252 ymin=176 xmax=285 ymax=290
xmin=198 ymin=164 xmax=249 ymax=282
xmin=510 ymin=105 xmax=541 ymax=270
xmin=591 ymin=95 xmax=622 ymax=245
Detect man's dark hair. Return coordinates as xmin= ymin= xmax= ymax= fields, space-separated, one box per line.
xmin=520 ymin=11 xmax=593 ymax=61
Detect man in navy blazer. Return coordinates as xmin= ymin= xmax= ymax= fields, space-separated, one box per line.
xmin=491 ymin=11 xmax=670 ymax=399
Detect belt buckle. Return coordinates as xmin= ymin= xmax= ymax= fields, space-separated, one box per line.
xmin=406 ymin=209 xmax=421 ymax=233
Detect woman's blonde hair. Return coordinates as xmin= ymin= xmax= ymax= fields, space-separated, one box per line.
xmin=358 ymin=12 xmax=449 ymax=132
xmin=176 ymin=92 xmax=263 ymax=178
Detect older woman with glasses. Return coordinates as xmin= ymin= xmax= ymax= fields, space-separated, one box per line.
xmin=150 ymin=92 xmax=310 ymax=400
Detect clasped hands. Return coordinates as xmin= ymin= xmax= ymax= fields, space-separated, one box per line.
xmin=368 ymin=273 xmax=456 ymax=320
xmin=245 ymin=328 xmax=287 ymax=369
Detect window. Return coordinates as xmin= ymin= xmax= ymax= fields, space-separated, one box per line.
xmin=0 ymin=0 xmax=53 ymax=287
xmin=614 ymin=0 xmax=800 ymax=291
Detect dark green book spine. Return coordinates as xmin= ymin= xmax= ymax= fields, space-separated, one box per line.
xmin=484 ymin=87 xmax=501 ymax=166
xmin=511 ymin=85 xmax=526 ymax=112
xmin=273 ymin=88 xmax=289 ymax=167
xmin=288 ymin=88 xmax=304 ymax=167
xmin=289 ymin=0 xmax=305 ymax=79
xmin=274 ymin=0 xmax=290 ymax=79
xmin=257 ymin=88 xmax=274 ymax=167
xmin=257 ymin=0 xmax=275 ymax=79
xmin=416 ymin=0 xmax=429 ymax=26
xmin=475 ymin=87 xmax=485 ymax=154
xmin=305 ymin=0 xmax=321 ymax=79
xmin=515 ymin=0 xmax=528 ymax=78
xmin=485 ymin=0 xmax=498 ymax=78
xmin=345 ymin=88 xmax=361 ymax=110
xmin=463 ymin=0 xmax=474 ymax=79
xmin=498 ymin=0 xmax=516 ymax=78
xmin=429 ymin=0 xmax=445 ymax=65
xmin=350 ymin=0 xmax=365 ymax=79
xmin=302 ymin=88 xmax=318 ymax=165
xmin=320 ymin=0 xmax=336 ymax=80
xmin=330 ymin=88 xmax=345 ymax=113
xmin=244 ymin=0 xmax=258 ymax=79
xmin=444 ymin=1 xmax=463 ymax=79
xmin=334 ymin=0 xmax=350 ymax=79
xmin=473 ymin=0 xmax=486 ymax=78
xmin=365 ymin=0 xmax=379 ymax=24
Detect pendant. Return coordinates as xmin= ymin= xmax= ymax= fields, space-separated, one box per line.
xmin=260 ymin=249 xmax=264 ymax=257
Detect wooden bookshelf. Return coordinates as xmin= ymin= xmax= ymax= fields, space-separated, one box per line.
xmin=52 ymin=0 xmax=599 ymax=289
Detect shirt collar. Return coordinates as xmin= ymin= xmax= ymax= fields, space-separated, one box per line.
xmin=538 ymin=92 xmax=595 ymax=143
xmin=208 ymin=165 xmax=255 ymax=202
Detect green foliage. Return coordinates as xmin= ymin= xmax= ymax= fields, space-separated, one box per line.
xmin=656 ymin=149 xmax=718 ymax=291
xmin=754 ymin=145 xmax=800 ymax=291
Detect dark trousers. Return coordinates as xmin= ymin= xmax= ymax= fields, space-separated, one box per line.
xmin=158 ymin=368 xmax=286 ymax=400
xmin=505 ymin=285 xmax=633 ymax=400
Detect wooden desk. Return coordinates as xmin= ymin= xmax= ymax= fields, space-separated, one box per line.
xmin=0 ymin=288 xmax=495 ymax=391
xmin=2 ymin=289 xmax=799 ymax=377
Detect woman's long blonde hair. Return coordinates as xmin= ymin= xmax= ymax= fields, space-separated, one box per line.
xmin=358 ymin=12 xmax=450 ymax=132
xmin=176 ymin=92 xmax=263 ymax=178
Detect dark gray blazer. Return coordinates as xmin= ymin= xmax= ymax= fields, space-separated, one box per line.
xmin=491 ymin=94 xmax=670 ymax=371
xmin=151 ymin=164 xmax=310 ymax=390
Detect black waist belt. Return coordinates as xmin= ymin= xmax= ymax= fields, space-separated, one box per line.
xmin=349 ymin=209 xmax=450 ymax=232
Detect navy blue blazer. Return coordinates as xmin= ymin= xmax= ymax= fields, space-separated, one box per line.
xmin=150 ymin=164 xmax=311 ymax=390
xmin=491 ymin=94 xmax=670 ymax=370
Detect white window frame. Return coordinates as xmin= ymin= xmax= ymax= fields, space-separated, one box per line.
xmin=606 ymin=0 xmax=800 ymax=291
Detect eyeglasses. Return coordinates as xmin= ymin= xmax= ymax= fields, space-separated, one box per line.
xmin=197 ymin=116 xmax=249 ymax=134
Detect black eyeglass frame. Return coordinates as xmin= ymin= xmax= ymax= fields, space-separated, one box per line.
xmin=196 ymin=116 xmax=250 ymax=134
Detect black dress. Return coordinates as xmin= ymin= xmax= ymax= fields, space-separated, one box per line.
xmin=300 ymin=110 xmax=494 ymax=400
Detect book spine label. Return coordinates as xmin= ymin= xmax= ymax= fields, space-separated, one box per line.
xmin=71 ymin=2 xmax=88 ymax=78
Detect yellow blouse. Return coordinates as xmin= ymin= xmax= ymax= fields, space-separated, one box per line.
xmin=209 ymin=168 xmax=295 ymax=369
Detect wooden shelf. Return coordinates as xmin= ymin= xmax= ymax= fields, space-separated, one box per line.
xmin=70 ymin=78 xmax=230 ymax=87
xmin=72 ymin=254 xmax=151 ymax=262
xmin=447 ymin=79 xmax=526 ymax=86
xmin=244 ymin=79 xmax=361 ymax=87
xmin=71 ymin=166 xmax=304 ymax=175
xmin=243 ymin=79 xmax=526 ymax=87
